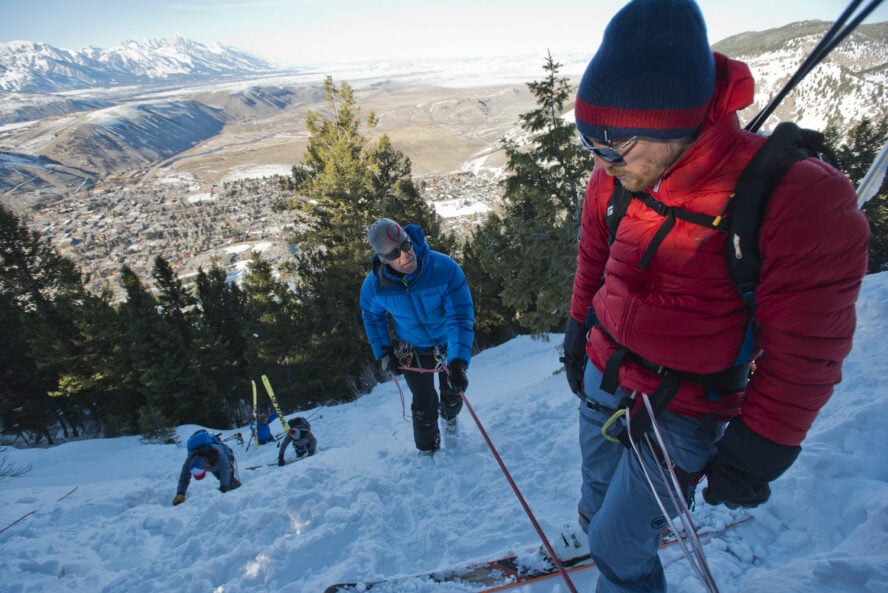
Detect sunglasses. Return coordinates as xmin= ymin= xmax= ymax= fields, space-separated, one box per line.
xmin=579 ymin=134 xmax=639 ymax=164
xmin=379 ymin=238 xmax=413 ymax=261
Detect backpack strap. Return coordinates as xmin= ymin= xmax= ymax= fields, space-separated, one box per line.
xmin=726 ymin=121 xmax=826 ymax=297
xmin=605 ymin=183 xmax=635 ymax=245
xmin=606 ymin=184 xmax=730 ymax=269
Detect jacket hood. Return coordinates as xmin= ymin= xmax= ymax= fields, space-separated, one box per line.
xmin=701 ymin=52 xmax=755 ymax=134
xmin=650 ymin=52 xmax=758 ymax=205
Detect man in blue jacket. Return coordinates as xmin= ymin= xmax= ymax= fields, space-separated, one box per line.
xmin=251 ymin=411 xmax=278 ymax=445
xmin=360 ymin=218 xmax=475 ymax=454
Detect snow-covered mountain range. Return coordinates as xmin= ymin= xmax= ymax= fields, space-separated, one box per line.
xmin=0 ymin=36 xmax=276 ymax=94
xmin=0 ymin=21 xmax=885 ymax=211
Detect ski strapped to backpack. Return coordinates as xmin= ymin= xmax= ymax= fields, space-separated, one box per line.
xmin=249 ymin=379 xmax=259 ymax=451
xmin=261 ymin=374 xmax=294 ymax=437
xmin=599 ymin=122 xmax=838 ymax=447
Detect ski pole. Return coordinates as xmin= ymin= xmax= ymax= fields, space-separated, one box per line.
xmin=857 ymin=138 xmax=888 ymax=209
xmin=747 ymin=0 xmax=883 ymax=132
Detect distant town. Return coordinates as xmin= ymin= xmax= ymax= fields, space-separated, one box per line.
xmin=18 ymin=170 xmax=505 ymax=300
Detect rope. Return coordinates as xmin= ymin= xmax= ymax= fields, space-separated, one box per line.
xmin=455 ymin=380 xmax=578 ymax=593
xmin=391 ymin=374 xmax=411 ymax=421
xmin=390 ymin=359 xmax=578 ymax=592
xmin=0 ymin=486 xmax=79 ymax=535
xmin=625 ymin=394 xmax=720 ymax=593
xmin=394 ymin=358 xmax=578 ymax=591
xmin=389 ymin=351 xmax=449 ymax=420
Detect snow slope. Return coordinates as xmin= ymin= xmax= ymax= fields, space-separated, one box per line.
xmin=2 ymin=272 xmax=887 ymax=593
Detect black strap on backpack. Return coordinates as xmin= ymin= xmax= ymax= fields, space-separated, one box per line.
xmin=606 ymin=185 xmax=730 ymax=270
xmin=727 ymin=122 xmax=835 ymax=297
xmin=599 ymin=121 xmax=833 ymax=447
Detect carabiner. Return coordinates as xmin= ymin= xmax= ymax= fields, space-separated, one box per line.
xmin=601 ymin=408 xmax=627 ymax=443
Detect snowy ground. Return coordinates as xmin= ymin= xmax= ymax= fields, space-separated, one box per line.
xmin=2 ymin=272 xmax=887 ymax=593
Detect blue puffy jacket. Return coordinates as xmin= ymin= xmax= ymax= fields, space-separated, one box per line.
xmin=251 ymin=412 xmax=278 ymax=444
xmin=360 ymin=224 xmax=474 ymax=365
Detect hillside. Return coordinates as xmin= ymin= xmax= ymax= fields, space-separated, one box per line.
xmin=1 ymin=20 xmax=886 ymax=210
xmin=713 ymin=20 xmax=888 ymax=131
xmin=2 ymin=270 xmax=886 ymax=593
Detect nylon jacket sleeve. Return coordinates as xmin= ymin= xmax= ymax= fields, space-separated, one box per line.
xmin=743 ymin=161 xmax=869 ymax=446
xmin=278 ymin=434 xmax=292 ymax=464
xmin=360 ymin=272 xmax=392 ymax=360
xmin=212 ymin=444 xmax=233 ymax=488
xmin=176 ymin=453 xmax=195 ymax=495
xmin=570 ymin=173 xmax=614 ymax=324
xmin=442 ymin=258 xmax=475 ymax=364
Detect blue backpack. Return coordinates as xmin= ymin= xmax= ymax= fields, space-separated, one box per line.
xmin=187 ymin=429 xmax=223 ymax=452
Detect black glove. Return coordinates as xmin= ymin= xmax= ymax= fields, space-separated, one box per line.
xmin=560 ymin=317 xmax=587 ymax=395
xmin=380 ymin=348 xmax=402 ymax=376
xmin=703 ymin=418 xmax=801 ymax=509
xmin=278 ymin=459 xmax=286 ymax=467
xmin=447 ymin=359 xmax=469 ymax=393
xmin=220 ymin=478 xmax=242 ymax=493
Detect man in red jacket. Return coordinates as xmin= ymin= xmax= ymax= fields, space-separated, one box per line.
xmin=561 ymin=1 xmax=870 ymax=591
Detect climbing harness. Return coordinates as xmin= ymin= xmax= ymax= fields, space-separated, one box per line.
xmin=390 ymin=344 xmax=449 ymax=420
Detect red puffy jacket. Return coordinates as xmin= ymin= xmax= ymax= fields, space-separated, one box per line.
xmin=570 ymin=53 xmax=870 ymax=446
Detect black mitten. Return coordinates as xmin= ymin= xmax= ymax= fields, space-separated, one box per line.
xmin=447 ymin=359 xmax=469 ymax=393
xmin=560 ymin=317 xmax=587 ymax=395
xmin=703 ymin=418 xmax=801 ymax=509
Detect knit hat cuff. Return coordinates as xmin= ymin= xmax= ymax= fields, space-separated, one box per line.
xmin=575 ymin=98 xmax=711 ymax=141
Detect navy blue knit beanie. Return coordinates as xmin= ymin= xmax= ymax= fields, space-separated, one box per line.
xmin=575 ymin=0 xmax=715 ymax=142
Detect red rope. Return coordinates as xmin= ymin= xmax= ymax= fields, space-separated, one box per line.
xmin=392 ymin=361 xmax=578 ymax=592
xmin=391 ymin=374 xmax=411 ymax=421
xmin=456 ymin=386 xmax=579 ymax=593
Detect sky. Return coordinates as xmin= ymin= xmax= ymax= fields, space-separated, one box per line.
xmin=1 ymin=270 xmax=886 ymax=593
xmin=1 ymin=0 xmax=887 ymax=68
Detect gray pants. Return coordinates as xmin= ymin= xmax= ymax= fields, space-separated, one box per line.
xmin=578 ymin=363 xmax=722 ymax=593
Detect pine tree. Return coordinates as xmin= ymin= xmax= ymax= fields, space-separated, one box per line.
xmin=287 ymin=76 xmax=450 ymax=400
xmin=118 ymin=261 xmax=229 ymax=432
xmin=241 ymin=252 xmax=305 ymax=407
xmin=826 ymin=116 xmax=888 ymax=273
xmin=0 ymin=205 xmax=97 ymax=443
xmin=475 ymin=53 xmax=593 ymax=335
xmin=194 ymin=265 xmax=251 ymax=425
xmin=459 ymin=220 xmax=521 ymax=349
